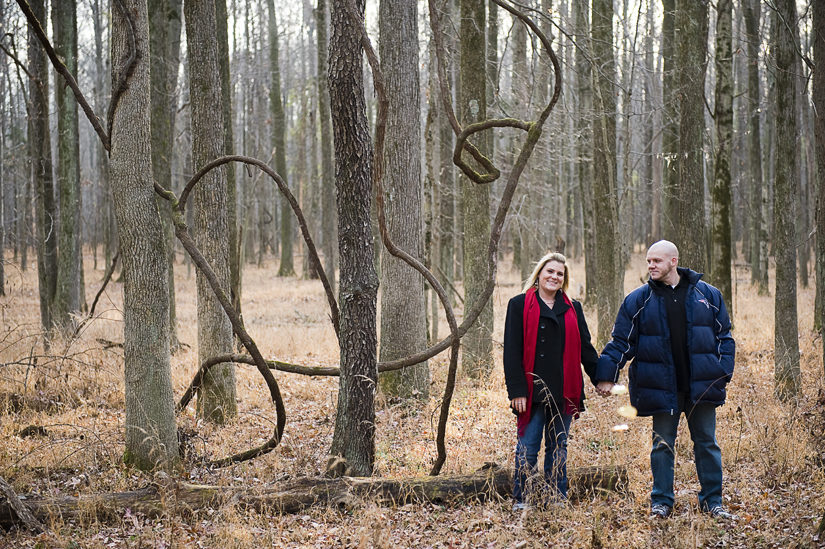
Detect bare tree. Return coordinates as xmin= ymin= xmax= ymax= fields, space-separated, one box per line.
xmin=815 ymin=0 xmax=825 ymax=358
xmin=328 ymin=0 xmax=379 ymax=477
xmin=316 ymin=0 xmax=337 ymax=295
xmin=184 ymin=0 xmax=237 ymax=422
xmin=772 ymin=0 xmax=800 ymax=398
xmin=460 ymin=0 xmax=494 ymax=377
xmin=710 ymin=0 xmax=732 ymax=307
xmin=377 ymin=0 xmax=429 ymax=400
xmin=52 ymin=0 xmax=84 ymax=331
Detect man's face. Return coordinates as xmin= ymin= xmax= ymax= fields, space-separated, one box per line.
xmin=647 ymin=248 xmax=677 ymax=282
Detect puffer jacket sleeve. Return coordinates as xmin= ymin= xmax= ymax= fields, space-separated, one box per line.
xmin=596 ymin=289 xmax=644 ymax=383
xmin=713 ymin=289 xmax=735 ymax=381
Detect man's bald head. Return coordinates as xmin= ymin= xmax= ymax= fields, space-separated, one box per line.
xmin=648 ymin=240 xmax=679 ymax=260
xmin=646 ymin=240 xmax=680 ymax=285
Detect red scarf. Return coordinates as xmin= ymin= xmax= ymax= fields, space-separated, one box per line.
xmin=517 ymin=287 xmax=584 ymax=437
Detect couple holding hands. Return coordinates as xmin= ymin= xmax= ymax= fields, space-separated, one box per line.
xmin=503 ymin=241 xmax=736 ymax=520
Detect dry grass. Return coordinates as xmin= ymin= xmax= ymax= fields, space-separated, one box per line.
xmin=0 ymin=250 xmax=823 ymax=548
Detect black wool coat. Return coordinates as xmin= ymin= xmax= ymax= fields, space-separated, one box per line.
xmin=503 ymin=291 xmax=600 ymax=410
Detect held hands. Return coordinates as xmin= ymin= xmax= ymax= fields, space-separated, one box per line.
xmin=595 ymin=381 xmax=615 ymax=397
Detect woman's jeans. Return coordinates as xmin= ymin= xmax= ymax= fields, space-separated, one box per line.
xmin=650 ymin=392 xmax=723 ymax=510
xmin=513 ymin=404 xmax=572 ymax=504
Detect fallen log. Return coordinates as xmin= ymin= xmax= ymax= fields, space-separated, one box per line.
xmin=0 ymin=465 xmax=626 ymax=529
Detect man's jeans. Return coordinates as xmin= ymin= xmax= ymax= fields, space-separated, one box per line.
xmin=513 ymin=404 xmax=572 ymax=504
xmin=651 ymin=392 xmax=723 ymax=510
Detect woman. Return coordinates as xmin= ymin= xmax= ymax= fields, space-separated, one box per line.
xmin=503 ymin=252 xmax=605 ymax=510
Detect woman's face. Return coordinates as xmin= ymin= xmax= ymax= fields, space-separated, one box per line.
xmin=537 ymin=260 xmax=565 ymax=295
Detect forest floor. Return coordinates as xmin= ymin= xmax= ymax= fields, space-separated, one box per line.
xmin=0 ymin=250 xmax=822 ymax=548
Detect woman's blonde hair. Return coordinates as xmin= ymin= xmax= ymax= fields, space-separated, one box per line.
xmin=522 ymin=252 xmax=569 ymax=294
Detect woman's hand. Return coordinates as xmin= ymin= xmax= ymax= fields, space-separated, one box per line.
xmin=595 ymin=381 xmax=614 ymax=397
xmin=511 ymin=397 xmax=527 ymax=413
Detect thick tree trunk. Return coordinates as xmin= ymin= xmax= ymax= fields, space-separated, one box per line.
xmin=28 ymin=0 xmax=57 ymax=336
xmin=460 ymin=0 xmax=494 ymax=378
xmin=52 ymin=0 xmax=84 ymax=331
xmin=269 ymin=1 xmax=294 ymax=278
xmin=111 ymin=0 xmax=180 ymax=471
xmin=316 ymin=0 xmax=337 ymax=296
xmin=675 ymin=0 xmax=708 ymax=272
xmin=377 ymin=0 xmax=429 ymax=400
xmin=773 ymin=0 xmax=800 ymax=398
xmin=814 ymin=0 xmax=825 ymax=355
xmin=184 ymin=0 xmax=237 ymax=423
xmin=591 ymin=0 xmax=622 ymax=347
xmin=328 ymin=0 xmax=379 ymax=477
xmin=743 ymin=0 xmax=768 ymax=294
xmin=710 ymin=0 xmax=732 ymax=309
xmin=0 ymin=466 xmax=626 ymax=528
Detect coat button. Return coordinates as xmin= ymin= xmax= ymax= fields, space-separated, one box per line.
xmin=540 ymin=323 xmax=545 ymax=329
xmin=541 ymin=337 xmax=545 ymax=342
xmin=540 ymin=352 xmax=545 ymax=357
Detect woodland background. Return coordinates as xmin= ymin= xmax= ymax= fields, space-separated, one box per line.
xmin=0 ymin=0 xmax=823 ymax=546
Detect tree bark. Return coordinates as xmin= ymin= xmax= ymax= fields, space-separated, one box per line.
xmin=573 ymin=0 xmax=596 ymax=306
xmin=316 ymin=0 xmax=337 ymax=296
xmin=814 ymin=0 xmax=825 ymax=357
xmin=674 ymin=0 xmax=708 ymax=272
xmin=184 ymin=0 xmax=237 ymax=423
xmin=743 ymin=0 xmax=768 ymax=294
xmin=111 ymin=0 xmax=180 ymax=471
xmin=661 ymin=0 xmax=677 ymax=242
xmin=215 ymin=0 xmax=240 ymax=314
xmin=268 ymin=1 xmax=295 ymax=278
xmin=710 ymin=0 xmax=732 ymax=308
xmin=591 ymin=0 xmax=622 ymax=347
xmin=328 ymin=0 xmax=379 ymax=477
xmin=377 ymin=0 xmax=429 ymax=400
xmin=0 ymin=466 xmax=626 ymax=528
xmin=28 ymin=0 xmax=57 ymax=336
xmin=52 ymin=0 xmax=84 ymax=331
xmin=772 ymin=0 xmax=800 ymax=398
xmin=459 ymin=0 xmax=494 ymax=378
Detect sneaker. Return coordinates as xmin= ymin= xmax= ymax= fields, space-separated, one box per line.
xmin=709 ymin=505 xmax=739 ymax=521
xmin=512 ymin=502 xmax=531 ymax=513
xmin=649 ymin=504 xmax=672 ymax=519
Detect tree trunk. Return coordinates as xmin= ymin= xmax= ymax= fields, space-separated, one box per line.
xmin=377 ymin=0 xmax=429 ymax=400
xmin=111 ymin=0 xmax=180 ymax=471
xmin=0 ymin=465 xmax=627 ymax=528
xmin=772 ymin=0 xmax=800 ymax=398
xmin=591 ymin=0 xmax=622 ymax=347
xmin=28 ymin=0 xmax=57 ymax=336
xmin=328 ymin=0 xmax=379 ymax=477
xmin=52 ymin=0 xmax=84 ymax=332
xmin=460 ymin=0 xmax=494 ymax=378
xmin=149 ymin=0 xmax=181 ymax=351
xmin=661 ymin=0 xmax=677 ymax=242
xmin=184 ymin=0 xmax=237 ymax=423
xmin=674 ymin=0 xmax=708 ymax=272
xmin=268 ymin=2 xmax=294 ymax=278
xmin=814 ymin=0 xmax=825 ymax=356
xmin=573 ymin=0 xmax=596 ymax=306
xmin=710 ymin=0 xmax=732 ymax=309
xmin=316 ymin=0 xmax=337 ymax=296
xmin=743 ymin=0 xmax=768 ymax=294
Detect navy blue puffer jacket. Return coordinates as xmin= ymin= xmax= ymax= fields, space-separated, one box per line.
xmin=596 ymin=268 xmax=735 ymax=416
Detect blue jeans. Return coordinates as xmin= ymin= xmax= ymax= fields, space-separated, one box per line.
xmin=651 ymin=392 xmax=723 ymax=510
xmin=513 ymin=404 xmax=572 ymax=503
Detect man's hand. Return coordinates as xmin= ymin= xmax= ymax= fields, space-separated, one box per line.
xmin=595 ymin=381 xmax=614 ymax=397
xmin=511 ymin=397 xmax=527 ymax=413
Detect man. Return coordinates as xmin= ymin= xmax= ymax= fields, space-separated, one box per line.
xmin=595 ymin=240 xmax=736 ymax=520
